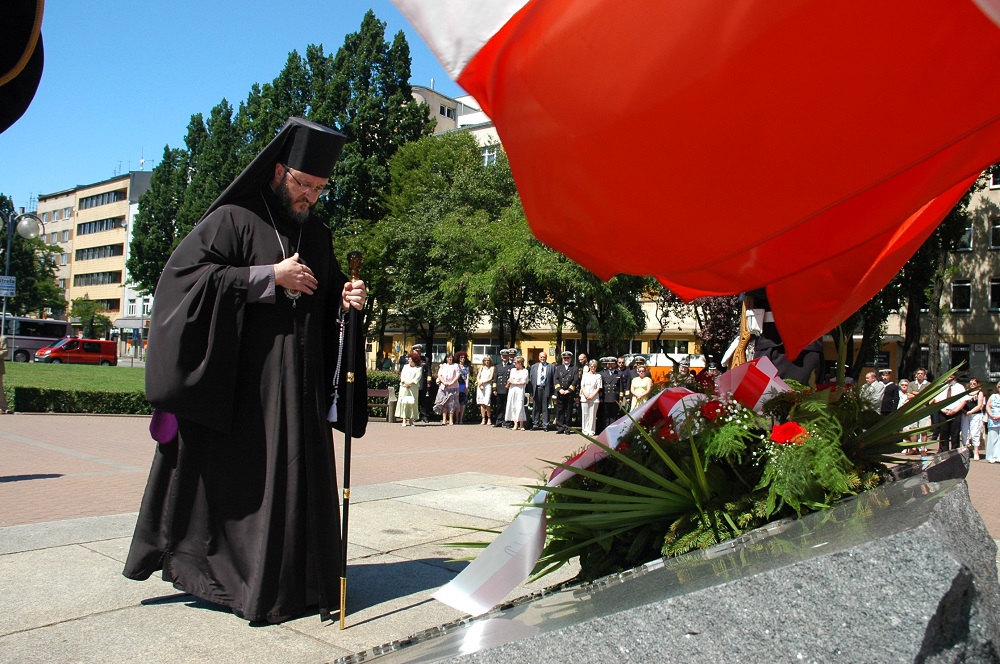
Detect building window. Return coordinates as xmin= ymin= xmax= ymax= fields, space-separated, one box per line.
xmin=438 ymin=104 xmax=456 ymax=120
xmin=992 ymin=218 xmax=1000 ymax=249
xmin=141 ymin=298 xmax=152 ymax=316
xmin=951 ymin=279 xmax=971 ymax=312
xmin=72 ymin=271 xmax=122 ymax=287
xmin=61 ymin=230 xmax=70 ymax=242
xmin=75 ymin=244 xmax=124 ymax=261
xmin=63 ymin=207 xmax=72 ymax=219
xmin=52 ymin=209 xmax=61 ymax=221
xmin=127 ymin=299 xmax=137 ymax=316
xmin=991 ymin=172 xmax=1000 ymax=189
xmin=482 ymin=146 xmax=497 ymax=166
xmin=990 ymin=346 xmax=1000 ymax=382
xmin=78 ymin=189 xmax=126 ymax=210
xmin=60 ymin=253 xmax=68 ymax=265
xmin=77 ymin=217 xmax=124 ymax=236
xmin=951 ymin=344 xmax=970 ymax=371
xmin=651 ymin=339 xmax=690 ymax=355
xmin=58 ymin=278 xmax=67 ymax=290
xmin=431 ymin=342 xmax=448 ymax=363
xmin=40 ymin=211 xmax=49 ymax=224
xmin=472 ymin=338 xmax=499 ymax=364
xmin=625 ymin=339 xmax=644 ymax=354
xmin=955 ymin=219 xmax=972 ymax=251
xmin=561 ymin=339 xmax=593 ymax=356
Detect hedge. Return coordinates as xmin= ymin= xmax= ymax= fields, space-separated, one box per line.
xmin=6 ymin=369 xmax=416 ymax=419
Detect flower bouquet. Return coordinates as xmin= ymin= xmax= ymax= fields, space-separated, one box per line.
xmin=433 ymin=358 xmax=962 ymax=616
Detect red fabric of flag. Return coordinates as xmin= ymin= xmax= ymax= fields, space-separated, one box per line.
xmin=448 ymin=0 xmax=1000 ymax=355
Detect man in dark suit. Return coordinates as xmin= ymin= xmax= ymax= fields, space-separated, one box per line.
xmin=552 ymin=350 xmax=579 ymax=434
xmin=598 ymin=356 xmax=621 ymax=434
xmin=879 ymin=368 xmax=900 ymax=415
xmin=527 ymin=350 xmax=552 ymax=431
xmin=493 ymin=349 xmax=513 ymax=428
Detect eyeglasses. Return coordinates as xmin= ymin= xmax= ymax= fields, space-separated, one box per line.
xmin=284 ymin=166 xmax=330 ymax=196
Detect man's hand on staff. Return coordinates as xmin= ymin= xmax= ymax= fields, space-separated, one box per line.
xmin=342 ymin=279 xmax=367 ymax=311
xmin=275 ymin=253 xmax=317 ymax=295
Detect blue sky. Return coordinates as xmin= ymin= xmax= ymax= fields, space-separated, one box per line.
xmin=0 ymin=1 xmax=464 ymax=211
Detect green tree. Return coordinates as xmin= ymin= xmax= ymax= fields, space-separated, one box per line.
xmin=0 ymin=194 xmax=65 ymax=317
xmin=70 ymin=295 xmax=112 ymax=338
xmin=693 ymin=295 xmax=741 ymax=364
xmin=175 ymin=100 xmax=242 ymax=240
xmin=325 ymin=10 xmax=434 ymax=233
xmin=127 ymin=146 xmax=186 ymax=295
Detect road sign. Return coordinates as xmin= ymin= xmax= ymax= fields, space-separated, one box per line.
xmin=0 ymin=276 xmax=15 ymax=297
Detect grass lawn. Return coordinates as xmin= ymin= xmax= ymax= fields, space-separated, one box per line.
xmin=5 ymin=362 xmax=145 ymax=393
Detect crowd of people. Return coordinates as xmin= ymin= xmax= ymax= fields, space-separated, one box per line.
xmin=391 ymin=347 xmax=717 ymax=437
xmin=394 ymin=344 xmax=1000 ymax=463
xmin=860 ymin=367 xmax=1000 ymax=463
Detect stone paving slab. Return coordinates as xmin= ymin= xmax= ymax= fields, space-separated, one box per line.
xmin=1 ymin=414 xmax=998 ymax=663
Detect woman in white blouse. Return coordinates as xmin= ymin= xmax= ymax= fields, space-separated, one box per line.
xmin=579 ymin=359 xmax=602 ymax=436
xmin=476 ymin=355 xmax=496 ymax=425
xmin=505 ymin=356 xmax=529 ymax=430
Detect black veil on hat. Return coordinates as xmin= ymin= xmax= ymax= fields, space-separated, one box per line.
xmin=201 ymin=116 xmax=347 ymax=220
xmin=1 ymin=0 xmax=45 ymax=135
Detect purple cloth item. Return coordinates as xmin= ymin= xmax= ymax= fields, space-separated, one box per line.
xmin=149 ymin=408 xmax=178 ymax=444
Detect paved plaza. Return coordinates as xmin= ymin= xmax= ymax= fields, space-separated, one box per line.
xmin=1 ymin=413 xmax=999 ymax=662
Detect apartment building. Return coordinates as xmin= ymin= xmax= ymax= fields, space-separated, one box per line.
xmin=34 ymin=188 xmax=75 ymax=315
xmin=35 ymin=172 xmax=151 ymax=323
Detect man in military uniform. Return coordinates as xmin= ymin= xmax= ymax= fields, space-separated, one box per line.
xmin=598 ymin=356 xmax=621 ymax=434
xmin=697 ymin=358 xmax=721 ymax=394
xmin=616 ymin=356 xmax=630 ymax=413
xmin=552 ymin=350 xmax=579 ymax=434
xmin=493 ymin=348 xmax=513 ymax=428
xmin=669 ymin=355 xmax=698 ymax=389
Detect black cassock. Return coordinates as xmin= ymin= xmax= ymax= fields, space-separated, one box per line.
xmin=123 ymin=186 xmax=367 ymax=623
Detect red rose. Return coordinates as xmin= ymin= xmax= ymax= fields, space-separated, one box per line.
xmin=700 ymin=400 xmax=724 ymax=422
xmin=770 ymin=421 xmax=808 ymax=445
xmin=638 ymin=405 xmax=665 ymax=428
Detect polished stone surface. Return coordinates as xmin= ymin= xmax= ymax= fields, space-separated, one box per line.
xmin=354 ymin=452 xmax=1000 ymax=663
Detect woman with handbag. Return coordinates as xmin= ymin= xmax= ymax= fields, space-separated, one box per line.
xmin=396 ymin=351 xmax=421 ymax=426
xmin=961 ymin=376 xmax=985 ymax=460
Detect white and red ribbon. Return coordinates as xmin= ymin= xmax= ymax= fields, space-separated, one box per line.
xmin=433 ymin=390 xmax=692 ymax=615
xmin=716 ymin=357 xmax=791 ymax=412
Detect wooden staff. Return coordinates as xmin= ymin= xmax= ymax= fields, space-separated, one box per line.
xmin=729 ymin=294 xmax=754 ymax=370
xmin=340 ymin=250 xmax=363 ymax=630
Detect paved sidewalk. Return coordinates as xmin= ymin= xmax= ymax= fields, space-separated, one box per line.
xmin=0 ymin=415 xmax=585 ymax=663
xmin=2 ymin=414 xmax=1000 ymax=663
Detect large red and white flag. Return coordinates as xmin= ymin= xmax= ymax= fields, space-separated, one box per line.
xmin=393 ymin=0 xmax=1000 ymax=355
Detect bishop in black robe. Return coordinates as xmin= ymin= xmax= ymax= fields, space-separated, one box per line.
xmin=123 ymin=118 xmax=368 ymax=624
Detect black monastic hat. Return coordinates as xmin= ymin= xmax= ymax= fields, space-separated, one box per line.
xmin=201 ymin=117 xmax=347 ymax=221
xmin=0 ymin=1 xmax=44 ymax=135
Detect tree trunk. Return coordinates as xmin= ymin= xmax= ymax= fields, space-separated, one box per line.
xmin=926 ymin=249 xmax=949 ymax=378
xmin=900 ymin=292 xmax=923 ymax=378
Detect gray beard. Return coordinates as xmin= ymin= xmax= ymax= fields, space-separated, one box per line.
xmin=276 ymin=176 xmax=311 ymax=225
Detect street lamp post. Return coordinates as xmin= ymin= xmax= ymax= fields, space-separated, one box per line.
xmin=2 ymin=208 xmax=46 ymax=353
